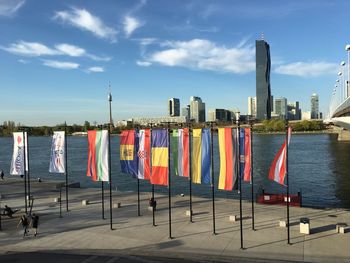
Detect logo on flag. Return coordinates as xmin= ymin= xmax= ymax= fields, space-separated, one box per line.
xmin=49 ymin=131 xmax=65 ymax=173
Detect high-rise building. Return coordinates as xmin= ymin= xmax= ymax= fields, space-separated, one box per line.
xmin=247 ymin=96 xmax=257 ymax=118
xmin=181 ymin=104 xmax=190 ymax=119
xmin=190 ymin=96 xmax=206 ymax=122
xmin=208 ymin=109 xmax=230 ymax=122
xmin=168 ymin=98 xmax=180 ymax=117
xmin=256 ymin=39 xmax=271 ymax=120
xmin=287 ymin=101 xmax=301 ymax=120
xmin=274 ymin=97 xmax=287 ymax=119
xmin=311 ymin=93 xmax=319 ymax=119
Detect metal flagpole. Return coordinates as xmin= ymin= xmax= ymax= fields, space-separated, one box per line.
xmin=26 ymin=133 xmax=31 ymax=203
xmin=108 ymin=91 xmax=113 ymax=230
xmin=65 ymin=122 xmax=69 ymax=212
xmin=168 ymin=126 xmax=172 ymax=239
xmin=59 ymin=186 xmax=62 ymax=218
xmin=101 ymin=181 xmax=105 ymax=219
xmin=250 ymin=122 xmax=255 ymax=231
xmin=150 ymin=123 xmax=156 ymax=227
xmin=189 ymin=126 xmax=193 ymax=223
xmin=286 ymin=120 xmax=290 ymax=244
xmin=137 ymin=179 xmax=141 ymax=216
xmin=210 ymin=122 xmax=216 ymax=235
xmin=23 ymin=131 xmax=28 ymax=214
xmin=237 ymin=113 xmax=244 ymax=249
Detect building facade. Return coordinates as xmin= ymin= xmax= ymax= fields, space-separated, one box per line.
xmin=190 ymin=96 xmax=206 ymax=122
xmin=168 ymin=98 xmax=180 ymax=117
xmin=256 ymin=40 xmax=272 ymax=120
xmin=274 ymin=97 xmax=287 ymax=119
xmin=181 ymin=104 xmax=190 ymax=119
xmin=287 ymin=101 xmax=301 ymax=120
xmin=208 ymin=109 xmax=231 ymax=122
xmin=311 ymin=93 xmax=319 ymax=119
xmin=247 ymin=96 xmax=257 ymax=118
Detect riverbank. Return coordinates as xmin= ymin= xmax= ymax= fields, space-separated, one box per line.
xmin=0 ymin=178 xmax=350 ymax=262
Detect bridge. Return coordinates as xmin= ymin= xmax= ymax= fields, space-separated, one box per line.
xmin=324 ymin=45 xmax=350 ymax=136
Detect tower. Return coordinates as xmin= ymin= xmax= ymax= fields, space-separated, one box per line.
xmin=256 ymin=39 xmax=271 ymax=120
xmin=311 ymin=93 xmax=319 ymax=119
xmin=168 ymin=98 xmax=180 ymax=117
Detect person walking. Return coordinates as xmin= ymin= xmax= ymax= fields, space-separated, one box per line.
xmin=0 ymin=170 xmax=4 ymax=180
xmin=17 ymin=215 xmax=29 ymax=238
xmin=31 ymin=213 xmax=39 ymax=236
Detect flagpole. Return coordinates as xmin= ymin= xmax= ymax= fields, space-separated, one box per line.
xmin=167 ymin=126 xmax=172 ymax=239
xmin=250 ymin=122 xmax=255 ymax=231
xmin=237 ymin=113 xmax=244 ymax=249
xmin=26 ymin=133 xmax=31 ymax=204
xmin=23 ymin=131 xmax=28 ymax=214
xmin=101 ymin=181 xmax=105 ymax=219
xmin=286 ymin=120 xmax=290 ymax=244
xmin=65 ymin=122 xmax=69 ymax=212
xmin=137 ymin=179 xmax=141 ymax=216
xmin=210 ymin=122 xmax=216 ymax=235
xmin=108 ymin=91 xmax=113 ymax=230
xmin=150 ymin=123 xmax=156 ymax=227
xmin=188 ymin=125 xmax=193 ymax=223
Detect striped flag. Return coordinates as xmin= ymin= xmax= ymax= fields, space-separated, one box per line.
xmin=87 ymin=130 xmax=109 ymax=182
xmin=151 ymin=129 xmax=169 ymax=186
xmin=239 ymin=128 xmax=252 ymax=182
xmin=49 ymin=131 xmax=65 ymax=174
xmin=171 ymin=128 xmax=189 ymax=177
xmin=268 ymin=127 xmax=292 ymax=186
xmin=192 ymin=128 xmax=211 ymax=184
xmin=120 ymin=130 xmax=138 ymax=177
xmin=218 ymin=128 xmax=237 ymax=190
xmin=137 ymin=129 xmax=151 ymax=180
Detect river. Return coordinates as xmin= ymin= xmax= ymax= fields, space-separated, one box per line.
xmin=0 ymin=133 xmax=349 ymax=208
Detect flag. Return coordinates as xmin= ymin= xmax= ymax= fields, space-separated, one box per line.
xmin=218 ymin=128 xmax=235 ymax=190
xmin=192 ymin=128 xmax=211 ymax=184
xmin=137 ymin=129 xmax=151 ymax=180
xmin=239 ymin=128 xmax=252 ymax=182
xmin=171 ymin=128 xmax=189 ymax=177
xmin=10 ymin=132 xmax=27 ymax=175
xmin=268 ymin=127 xmax=292 ymax=186
xmin=87 ymin=130 xmax=109 ymax=182
xmin=49 ymin=131 xmax=65 ymax=173
xmin=120 ymin=130 xmax=138 ymax=177
xmin=151 ymin=129 xmax=169 ymax=186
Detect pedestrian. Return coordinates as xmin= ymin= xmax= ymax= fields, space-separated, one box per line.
xmin=17 ymin=214 xmax=29 ymax=238
xmin=31 ymin=213 xmax=39 ymax=236
xmin=0 ymin=170 xmax=4 ymax=180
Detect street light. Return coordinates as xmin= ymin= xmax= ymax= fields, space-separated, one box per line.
xmin=345 ymin=45 xmax=350 ymax=94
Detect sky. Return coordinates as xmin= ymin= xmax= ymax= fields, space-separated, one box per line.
xmin=0 ymin=0 xmax=349 ymax=126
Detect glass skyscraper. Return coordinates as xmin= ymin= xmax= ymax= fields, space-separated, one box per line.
xmin=256 ymin=40 xmax=271 ymax=120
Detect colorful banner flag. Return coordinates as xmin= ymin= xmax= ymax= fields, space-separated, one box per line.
xmin=10 ymin=132 xmax=27 ymax=175
xmin=268 ymin=127 xmax=292 ymax=186
xmin=192 ymin=128 xmax=211 ymax=184
xmin=151 ymin=129 xmax=169 ymax=186
xmin=218 ymin=128 xmax=235 ymax=190
xmin=49 ymin=131 xmax=65 ymax=173
xmin=239 ymin=128 xmax=252 ymax=182
xmin=87 ymin=130 xmax=109 ymax=182
xmin=171 ymin=128 xmax=189 ymax=177
xmin=120 ymin=130 xmax=138 ymax=177
xmin=137 ymin=129 xmax=150 ymax=180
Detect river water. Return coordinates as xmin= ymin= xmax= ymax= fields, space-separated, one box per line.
xmin=0 ymin=134 xmax=349 ymax=208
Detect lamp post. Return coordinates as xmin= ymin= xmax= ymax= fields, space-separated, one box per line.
xmin=338 ymin=71 xmax=343 ymax=102
xmin=346 ymin=45 xmax=350 ymax=98
xmin=341 ymin=61 xmax=346 ymax=101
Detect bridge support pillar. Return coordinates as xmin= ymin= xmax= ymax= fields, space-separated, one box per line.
xmin=338 ymin=129 xmax=350 ymax=141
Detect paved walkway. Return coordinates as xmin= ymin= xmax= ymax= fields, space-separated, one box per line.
xmin=0 ymin=179 xmax=349 ymax=262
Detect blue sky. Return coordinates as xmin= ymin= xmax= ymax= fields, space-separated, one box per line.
xmin=0 ymin=0 xmax=349 ymax=125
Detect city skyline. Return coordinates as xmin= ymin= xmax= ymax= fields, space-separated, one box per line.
xmin=1 ymin=0 xmax=349 ymax=125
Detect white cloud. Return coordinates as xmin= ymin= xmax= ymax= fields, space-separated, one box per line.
xmin=1 ymin=40 xmax=111 ymax=61
xmin=54 ymin=8 xmax=117 ymax=42
xmin=136 ymin=60 xmax=151 ymax=67
xmin=0 ymin=0 xmax=25 ymax=17
xmin=55 ymin=43 xmax=85 ymax=57
xmin=274 ymin=62 xmax=338 ymax=77
xmin=123 ymin=15 xmax=143 ymax=38
xmin=143 ymin=39 xmax=255 ymax=74
xmin=18 ymin=59 xmax=30 ymax=64
xmin=1 ymin=41 xmax=59 ymax=56
xmin=138 ymin=38 xmax=157 ymax=46
xmin=43 ymin=60 xmax=79 ymax=70
xmin=87 ymin=66 xmax=104 ymax=73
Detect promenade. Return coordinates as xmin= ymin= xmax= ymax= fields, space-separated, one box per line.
xmin=0 ymin=178 xmax=349 ymax=262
